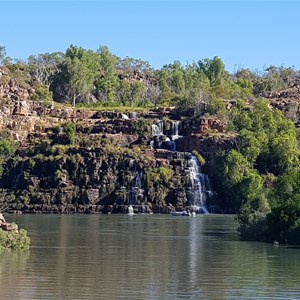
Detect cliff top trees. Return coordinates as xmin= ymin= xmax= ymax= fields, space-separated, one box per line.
xmin=51 ymin=45 xmax=99 ymax=105
xmin=198 ymin=56 xmax=228 ymax=87
xmin=95 ymin=45 xmax=118 ymax=105
xmin=0 ymin=46 xmax=6 ymax=66
xmin=28 ymin=52 xmax=65 ymax=89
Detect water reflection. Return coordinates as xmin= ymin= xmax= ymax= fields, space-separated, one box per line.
xmin=1 ymin=214 xmax=300 ymax=299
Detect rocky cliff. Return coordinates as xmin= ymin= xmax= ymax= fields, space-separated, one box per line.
xmin=1 ymin=69 xmax=299 ymax=214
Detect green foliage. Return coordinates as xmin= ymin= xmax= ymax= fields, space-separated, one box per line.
xmin=0 ymin=228 xmax=31 ymax=251
xmin=96 ymin=45 xmax=119 ymax=104
xmin=62 ymin=122 xmax=76 ymax=145
xmin=117 ymin=80 xmax=146 ymax=106
xmin=28 ymin=52 xmax=64 ymax=88
xmin=229 ymin=100 xmax=300 ymax=243
xmin=146 ymin=167 xmax=174 ymax=188
xmin=238 ymin=194 xmax=271 ymax=241
xmin=229 ymin=99 xmax=299 ymax=175
xmin=51 ymin=44 xmax=99 ymax=105
xmin=0 ymin=140 xmax=15 ymax=157
xmin=159 ymin=167 xmax=174 ymax=183
xmin=198 ymin=56 xmax=228 ymax=87
xmin=192 ymin=150 xmax=206 ymax=166
xmin=206 ymin=98 xmax=227 ymax=117
xmin=239 ymin=129 xmax=261 ymax=163
xmin=221 ymin=150 xmax=250 ymax=186
xmin=132 ymin=119 xmax=152 ymax=136
xmin=266 ymin=194 xmax=300 ymax=244
xmin=31 ymin=83 xmax=53 ymax=105
xmin=236 ymin=77 xmax=254 ymax=98
xmin=264 ymin=172 xmax=300 ymax=244
xmin=28 ymin=159 xmax=36 ymax=170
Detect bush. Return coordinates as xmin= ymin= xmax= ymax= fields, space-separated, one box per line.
xmin=62 ymin=122 xmax=76 ymax=145
xmin=31 ymin=84 xmax=53 ymax=105
xmin=287 ymin=220 xmax=300 ymax=245
xmin=237 ymin=195 xmax=271 ymax=241
xmin=0 ymin=228 xmax=31 ymax=251
xmin=0 ymin=139 xmax=15 ymax=157
xmin=192 ymin=150 xmax=206 ymax=166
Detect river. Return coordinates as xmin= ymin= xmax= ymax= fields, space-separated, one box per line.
xmin=1 ymin=214 xmax=300 ymax=299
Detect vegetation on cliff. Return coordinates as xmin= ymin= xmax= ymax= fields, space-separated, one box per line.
xmin=1 ymin=44 xmax=299 ymax=111
xmin=1 ymin=44 xmax=300 ymax=244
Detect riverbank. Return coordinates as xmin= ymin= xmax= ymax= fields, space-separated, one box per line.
xmin=0 ymin=213 xmax=30 ymax=251
xmin=5 ymin=203 xmax=223 ymax=215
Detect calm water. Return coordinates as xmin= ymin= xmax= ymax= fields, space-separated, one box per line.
xmin=1 ymin=214 xmax=300 ymax=300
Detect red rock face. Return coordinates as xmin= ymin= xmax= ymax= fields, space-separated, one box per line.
xmin=199 ymin=118 xmax=227 ymax=134
xmin=267 ymin=80 xmax=300 ymax=126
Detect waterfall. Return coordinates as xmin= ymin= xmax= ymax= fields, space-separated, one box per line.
xmin=129 ymin=172 xmax=144 ymax=205
xmin=130 ymin=112 xmax=137 ymax=119
xmin=151 ymin=124 xmax=161 ymax=136
xmin=188 ymin=155 xmax=211 ymax=213
xmin=151 ymin=120 xmax=177 ymax=151
xmin=121 ymin=113 xmax=130 ymax=120
xmin=151 ymin=120 xmax=163 ymax=149
xmin=13 ymin=162 xmax=24 ymax=189
xmin=151 ymin=120 xmax=163 ymax=136
xmin=158 ymin=120 xmax=163 ymax=135
xmin=171 ymin=120 xmax=180 ymax=141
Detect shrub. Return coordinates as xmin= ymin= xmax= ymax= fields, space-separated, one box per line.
xmin=0 ymin=228 xmax=31 ymax=251
xmin=31 ymin=84 xmax=53 ymax=106
xmin=0 ymin=139 xmax=15 ymax=157
xmin=62 ymin=122 xmax=76 ymax=145
xmin=192 ymin=150 xmax=206 ymax=166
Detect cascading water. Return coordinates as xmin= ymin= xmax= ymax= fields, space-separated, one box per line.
xmin=129 ymin=171 xmax=144 ymax=205
xmin=151 ymin=120 xmax=163 ymax=149
xmin=188 ymin=155 xmax=211 ymax=214
xmin=171 ymin=120 xmax=180 ymax=141
xmin=13 ymin=162 xmax=25 ymax=189
xmin=151 ymin=119 xmax=177 ymax=150
xmin=151 ymin=120 xmax=163 ymax=136
xmin=121 ymin=113 xmax=130 ymax=120
xmin=150 ymin=119 xmax=213 ymax=212
xmin=130 ymin=112 xmax=137 ymax=119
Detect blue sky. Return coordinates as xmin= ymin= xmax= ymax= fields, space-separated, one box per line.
xmin=1 ymin=0 xmax=299 ymax=72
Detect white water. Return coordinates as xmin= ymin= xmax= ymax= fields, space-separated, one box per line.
xmin=150 ymin=120 xmax=212 ymax=211
xmin=188 ymin=155 xmax=211 ymax=213
xmin=171 ymin=120 xmax=181 ymax=141
xmin=151 ymin=120 xmax=164 ymax=136
xmin=121 ymin=113 xmax=130 ymax=120
xmin=129 ymin=172 xmax=144 ymax=205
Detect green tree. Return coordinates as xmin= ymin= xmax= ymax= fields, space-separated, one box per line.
xmin=31 ymin=83 xmax=53 ymax=105
xmin=0 ymin=140 xmax=15 ymax=156
xmin=238 ymin=193 xmax=271 ymax=241
xmin=206 ymin=97 xmax=227 ymax=117
xmin=52 ymin=45 xmax=99 ymax=105
xmin=28 ymin=52 xmax=65 ymax=88
xmin=221 ymin=150 xmax=250 ymax=186
xmin=117 ymin=56 xmax=152 ymax=74
xmin=0 ymin=46 xmax=6 ymax=65
xmin=117 ymin=80 xmax=146 ymax=106
xmin=197 ymin=56 xmax=228 ymax=87
xmin=268 ymin=133 xmax=299 ymax=175
xmin=239 ymin=129 xmax=261 ymax=164
xmin=62 ymin=122 xmax=76 ymax=145
xmin=96 ymin=45 xmax=119 ymax=104
xmin=266 ymin=171 xmax=300 ymax=244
